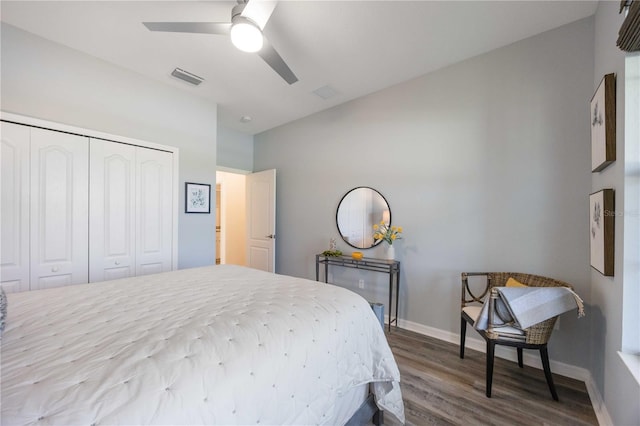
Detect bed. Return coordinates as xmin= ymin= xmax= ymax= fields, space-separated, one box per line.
xmin=1 ymin=264 xmax=405 ymax=425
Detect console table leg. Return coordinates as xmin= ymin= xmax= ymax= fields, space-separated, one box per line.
xmin=395 ymin=270 xmax=400 ymax=330
xmin=388 ymin=274 xmax=392 ymax=332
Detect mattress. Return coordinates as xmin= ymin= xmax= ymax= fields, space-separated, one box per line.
xmin=1 ymin=265 xmax=405 ymax=425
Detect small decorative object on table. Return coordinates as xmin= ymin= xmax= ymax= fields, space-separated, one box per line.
xmin=373 ymin=221 xmax=403 ymax=260
xmin=352 ymin=251 xmax=363 ymax=260
xmin=385 ymin=245 xmax=395 ymax=261
xmin=321 ymin=249 xmax=343 ymax=257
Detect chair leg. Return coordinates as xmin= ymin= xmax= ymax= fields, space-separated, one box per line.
xmin=373 ymin=409 xmax=383 ymax=426
xmin=486 ymin=340 xmax=495 ymax=398
xmin=460 ymin=317 xmax=467 ymax=359
xmin=540 ymin=346 xmax=559 ymax=401
xmin=517 ymin=347 xmax=524 ymax=368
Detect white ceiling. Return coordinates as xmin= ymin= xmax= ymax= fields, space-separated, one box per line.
xmin=1 ymin=1 xmax=598 ymax=135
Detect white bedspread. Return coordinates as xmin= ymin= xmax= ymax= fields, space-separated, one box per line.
xmin=1 ymin=265 xmax=405 ymax=425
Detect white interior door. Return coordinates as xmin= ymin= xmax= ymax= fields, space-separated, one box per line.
xmin=136 ymin=147 xmax=173 ymax=276
xmin=89 ymin=139 xmax=136 ymax=282
xmin=246 ymin=169 xmax=276 ymax=272
xmin=1 ymin=122 xmax=31 ymax=292
xmin=30 ymin=128 xmax=89 ymax=290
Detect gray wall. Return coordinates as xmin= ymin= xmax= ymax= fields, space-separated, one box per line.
xmin=255 ymin=18 xmax=594 ymax=370
xmin=591 ymin=2 xmax=640 ymax=425
xmin=1 ymin=23 xmax=218 ymax=269
xmin=217 ymin=125 xmax=254 ymax=171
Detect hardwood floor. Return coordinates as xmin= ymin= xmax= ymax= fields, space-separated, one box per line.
xmin=384 ymin=327 xmax=598 ymax=426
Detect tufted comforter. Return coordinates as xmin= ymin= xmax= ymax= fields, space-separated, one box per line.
xmin=1 ymin=265 xmax=405 ymax=425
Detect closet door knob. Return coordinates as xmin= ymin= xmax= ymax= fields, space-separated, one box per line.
xmin=51 ymin=266 xmax=59 ymax=272
xmin=115 ymin=261 xmax=121 ymax=265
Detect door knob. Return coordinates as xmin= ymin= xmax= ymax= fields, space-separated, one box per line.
xmin=265 ymin=234 xmax=276 ymax=239
xmin=115 ymin=261 xmax=121 ymax=265
xmin=52 ymin=266 xmax=59 ymax=272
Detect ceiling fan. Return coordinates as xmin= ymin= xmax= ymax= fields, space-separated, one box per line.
xmin=143 ymin=0 xmax=298 ymax=85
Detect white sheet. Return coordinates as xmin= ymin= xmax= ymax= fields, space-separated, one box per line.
xmin=1 ymin=265 xmax=404 ymax=425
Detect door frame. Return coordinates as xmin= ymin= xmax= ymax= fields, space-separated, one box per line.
xmin=216 ymin=166 xmax=276 ymax=271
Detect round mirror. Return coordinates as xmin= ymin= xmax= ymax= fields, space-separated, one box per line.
xmin=336 ymin=187 xmax=391 ymax=249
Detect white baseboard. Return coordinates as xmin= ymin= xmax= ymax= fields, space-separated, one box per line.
xmin=584 ymin=371 xmax=615 ymax=426
xmin=387 ymin=316 xmax=613 ymax=425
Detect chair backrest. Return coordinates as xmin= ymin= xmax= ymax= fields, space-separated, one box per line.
xmin=461 ymin=272 xmax=574 ymax=344
xmin=488 ymin=272 xmax=573 ymax=290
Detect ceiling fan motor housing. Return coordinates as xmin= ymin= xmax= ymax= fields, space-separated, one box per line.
xmin=231 ymin=3 xmax=259 ymax=29
xmin=231 ymin=3 xmax=245 ymax=19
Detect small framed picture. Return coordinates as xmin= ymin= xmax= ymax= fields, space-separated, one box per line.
xmin=185 ymin=182 xmax=211 ymax=213
xmin=589 ymin=189 xmax=615 ymax=276
xmin=590 ymin=73 xmax=616 ymax=172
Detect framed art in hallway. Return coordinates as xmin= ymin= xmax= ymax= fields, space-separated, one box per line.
xmin=589 ymin=189 xmax=615 ymax=276
xmin=590 ymin=73 xmax=616 ymax=172
xmin=185 ymin=182 xmax=211 ymax=213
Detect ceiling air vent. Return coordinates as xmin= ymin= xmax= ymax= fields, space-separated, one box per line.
xmin=171 ymin=68 xmax=204 ymax=86
xmin=312 ymin=85 xmax=338 ymax=100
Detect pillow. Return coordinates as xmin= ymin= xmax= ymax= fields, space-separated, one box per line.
xmin=506 ymin=277 xmax=528 ymax=288
xmin=0 ymin=286 xmax=6 ymax=334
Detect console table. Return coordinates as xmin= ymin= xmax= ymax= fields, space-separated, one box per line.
xmin=315 ymin=254 xmax=401 ymax=331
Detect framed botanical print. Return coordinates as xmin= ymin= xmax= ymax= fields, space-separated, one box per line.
xmin=185 ymin=182 xmax=211 ymax=214
xmin=590 ymin=73 xmax=616 ymax=172
xmin=589 ymin=189 xmax=615 ymax=276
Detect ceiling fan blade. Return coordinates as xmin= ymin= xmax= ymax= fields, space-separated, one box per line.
xmin=257 ymin=37 xmax=298 ymax=85
xmin=241 ymin=0 xmax=277 ymax=30
xmin=143 ymin=22 xmax=231 ymax=35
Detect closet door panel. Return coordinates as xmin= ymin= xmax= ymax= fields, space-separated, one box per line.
xmin=89 ymin=139 xmax=136 ymax=282
xmin=1 ymin=123 xmax=30 ymax=292
xmin=136 ymin=148 xmax=172 ymax=276
xmin=30 ymin=128 xmax=88 ymax=289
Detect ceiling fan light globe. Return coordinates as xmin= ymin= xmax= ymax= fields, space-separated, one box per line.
xmin=230 ymin=22 xmax=263 ymax=53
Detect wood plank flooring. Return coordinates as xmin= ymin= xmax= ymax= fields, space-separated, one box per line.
xmin=384 ymin=327 xmax=598 ymax=426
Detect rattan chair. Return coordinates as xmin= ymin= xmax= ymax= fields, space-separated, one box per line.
xmin=460 ymin=272 xmax=573 ymax=401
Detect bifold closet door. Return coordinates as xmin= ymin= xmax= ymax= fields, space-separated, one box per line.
xmin=30 ymin=128 xmax=89 ymax=290
xmin=136 ymin=147 xmax=173 ymax=276
xmin=1 ymin=122 xmax=30 ymax=292
xmin=90 ymin=142 xmax=173 ymax=281
xmin=89 ymin=140 xmax=136 ymax=282
xmin=2 ymin=118 xmax=175 ymax=290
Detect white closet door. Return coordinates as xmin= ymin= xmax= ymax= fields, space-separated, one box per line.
xmin=30 ymin=128 xmax=89 ymax=289
xmin=1 ymin=122 xmax=31 ymax=292
xmin=89 ymin=139 xmax=136 ymax=282
xmin=136 ymin=147 xmax=173 ymax=276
